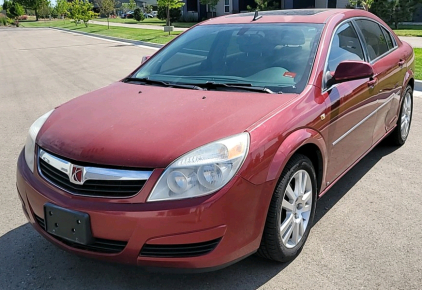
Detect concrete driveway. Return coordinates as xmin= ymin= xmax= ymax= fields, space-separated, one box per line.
xmin=0 ymin=28 xmax=421 ymax=290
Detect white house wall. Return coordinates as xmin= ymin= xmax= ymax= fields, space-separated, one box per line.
xmin=336 ymin=0 xmax=350 ymax=8
xmin=315 ymin=0 xmax=326 ymax=8
xmin=215 ymin=0 xmax=231 ymax=16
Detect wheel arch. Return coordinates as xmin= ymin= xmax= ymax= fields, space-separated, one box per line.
xmin=266 ymin=128 xmax=327 ymax=195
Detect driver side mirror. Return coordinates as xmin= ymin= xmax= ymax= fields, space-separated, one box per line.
xmin=141 ymin=56 xmax=151 ymax=64
xmin=327 ymin=60 xmax=374 ymax=88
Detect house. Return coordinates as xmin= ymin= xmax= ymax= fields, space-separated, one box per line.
xmin=182 ymin=0 xmax=351 ymax=21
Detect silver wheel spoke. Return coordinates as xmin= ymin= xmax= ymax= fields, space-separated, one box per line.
xmin=295 ymin=172 xmax=303 ymax=196
xmin=285 ymin=184 xmax=295 ymax=201
xmin=292 ymin=220 xmax=300 ymax=245
xmin=280 ymin=214 xmax=294 ymax=238
xmin=301 ymin=173 xmax=308 ymax=195
xmin=281 ymin=216 xmax=294 ymax=244
xmin=303 ymin=190 xmax=312 ymax=204
xmin=299 ymin=218 xmax=305 ymax=236
xmin=302 ymin=203 xmax=312 ymax=213
xmin=282 ymin=199 xmax=295 ymax=212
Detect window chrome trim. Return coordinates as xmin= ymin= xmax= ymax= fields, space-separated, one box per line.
xmin=322 ymin=19 xmax=365 ymax=92
xmin=332 ymin=92 xmax=399 ymax=146
xmin=322 ymin=16 xmax=399 ymax=93
xmin=38 ymin=149 xmax=153 ymax=184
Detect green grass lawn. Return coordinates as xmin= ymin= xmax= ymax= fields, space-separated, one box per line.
xmin=414 ymin=48 xmax=422 ymax=80
xmin=93 ymin=17 xmax=197 ymax=28
xmin=393 ymin=25 xmax=422 ymax=37
xmin=20 ymin=20 xmax=181 ymax=44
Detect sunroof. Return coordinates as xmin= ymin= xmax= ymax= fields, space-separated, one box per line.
xmin=227 ymin=9 xmax=328 ymax=18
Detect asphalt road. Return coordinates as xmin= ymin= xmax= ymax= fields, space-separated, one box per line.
xmin=1 ymin=28 xmax=421 ymax=290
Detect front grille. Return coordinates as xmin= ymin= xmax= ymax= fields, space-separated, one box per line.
xmin=39 ymin=158 xmax=147 ymax=198
xmin=34 ymin=214 xmax=45 ymax=229
xmin=140 ymin=238 xmax=222 ymax=258
xmin=34 ymin=215 xmax=127 ymax=254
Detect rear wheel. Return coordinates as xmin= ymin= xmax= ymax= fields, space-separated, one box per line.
xmin=389 ymin=86 xmax=413 ymax=146
xmin=257 ymin=154 xmax=317 ymax=262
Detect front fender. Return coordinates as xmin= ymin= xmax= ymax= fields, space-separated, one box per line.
xmin=266 ymin=128 xmax=327 ymax=188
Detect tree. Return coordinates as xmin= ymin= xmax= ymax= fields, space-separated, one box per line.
xmin=157 ymin=5 xmax=181 ymax=25
xmin=371 ymin=0 xmax=422 ymax=29
xmin=145 ymin=4 xmax=153 ymax=13
xmin=348 ymin=0 xmax=374 ymax=11
xmin=69 ymin=0 xmax=96 ymax=27
xmin=199 ymin=0 xmax=218 ymax=15
xmin=95 ymin=0 xmax=117 ymax=29
xmin=121 ymin=0 xmax=136 ymax=13
xmin=16 ymin=0 xmax=43 ymax=21
xmin=38 ymin=0 xmax=52 ymax=19
xmin=133 ymin=7 xmax=144 ymax=22
xmin=55 ymin=0 xmax=69 ymax=23
xmin=157 ymin=0 xmax=184 ymax=26
xmin=3 ymin=0 xmax=24 ymax=25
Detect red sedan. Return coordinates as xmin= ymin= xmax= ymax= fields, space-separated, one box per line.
xmin=16 ymin=9 xmax=414 ymax=272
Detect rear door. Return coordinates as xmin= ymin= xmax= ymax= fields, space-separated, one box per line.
xmin=353 ymin=19 xmax=405 ymax=143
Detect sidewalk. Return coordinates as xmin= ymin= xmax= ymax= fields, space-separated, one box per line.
xmin=398 ymin=36 xmax=422 ymax=48
xmin=89 ymin=21 xmax=422 ymax=48
xmin=89 ymin=20 xmax=189 ymax=32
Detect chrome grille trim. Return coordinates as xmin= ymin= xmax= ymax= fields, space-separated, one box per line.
xmin=39 ymin=149 xmax=152 ymax=183
xmin=38 ymin=148 xmax=153 ymax=198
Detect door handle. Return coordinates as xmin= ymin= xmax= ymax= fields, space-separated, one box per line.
xmin=368 ymin=77 xmax=378 ymax=88
xmin=398 ymin=59 xmax=405 ymax=67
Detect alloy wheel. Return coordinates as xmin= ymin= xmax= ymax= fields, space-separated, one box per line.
xmin=280 ymin=170 xmax=313 ymax=248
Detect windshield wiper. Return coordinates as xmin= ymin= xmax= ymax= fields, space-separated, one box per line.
xmin=197 ymin=82 xmax=277 ymax=94
xmin=123 ymin=77 xmax=205 ymax=91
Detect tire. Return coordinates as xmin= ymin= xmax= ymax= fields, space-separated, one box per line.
xmin=257 ymin=154 xmax=317 ymax=262
xmin=389 ymin=86 xmax=413 ymax=146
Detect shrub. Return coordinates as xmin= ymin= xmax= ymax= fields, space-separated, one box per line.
xmin=0 ymin=14 xmax=7 ymax=26
xmin=133 ymin=8 xmax=145 ymax=22
xmin=18 ymin=14 xmax=28 ymax=20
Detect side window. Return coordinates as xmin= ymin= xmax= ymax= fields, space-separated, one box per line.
xmin=381 ymin=26 xmax=395 ymax=50
xmin=327 ymin=22 xmax=364 ymax=73
xmin=355 ymin=19 xmax=389 ymax=61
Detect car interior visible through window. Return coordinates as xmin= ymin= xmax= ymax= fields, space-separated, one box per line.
xmin=132 ymin=23 xmax=323 ymax=94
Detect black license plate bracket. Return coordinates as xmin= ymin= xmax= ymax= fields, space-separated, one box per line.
xmin=44 ymin=203 xmax=93 ymax=245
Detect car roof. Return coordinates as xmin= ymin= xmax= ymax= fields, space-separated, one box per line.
xmin=199 ymin=9 xmax=373 ymax=25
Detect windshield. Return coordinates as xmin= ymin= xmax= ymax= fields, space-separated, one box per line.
xmin=131 ymin=23 xmax=323 ymax=94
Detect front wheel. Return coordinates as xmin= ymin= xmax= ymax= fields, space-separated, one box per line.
xmin=257 ymin=154 xmax=317 ymax=262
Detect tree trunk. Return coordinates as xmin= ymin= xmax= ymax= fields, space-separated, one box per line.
xmin=107 ymin=16 xmax=109 ymax=29
xmin=35 ymin=8 xmax=38 ymax=21
xmin=167 ymin=7 xmax=170 ymax=26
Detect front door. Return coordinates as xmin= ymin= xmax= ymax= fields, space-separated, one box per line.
xmin=322 ymin=22 xmax=379 ymax=183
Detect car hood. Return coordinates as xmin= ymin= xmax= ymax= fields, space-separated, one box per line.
xmin=37 ymin=82 xmax=297 ymax=168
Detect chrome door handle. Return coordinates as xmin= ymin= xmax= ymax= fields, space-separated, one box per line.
xmin=368 ymin=77 xmax=378 ymax=88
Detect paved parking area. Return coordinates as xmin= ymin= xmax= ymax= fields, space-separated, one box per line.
xmin=0 ymin=28 xmax=421 ymax=290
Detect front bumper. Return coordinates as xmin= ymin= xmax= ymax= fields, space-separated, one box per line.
xmin=16 ymin=150 xmax=274 ymax=271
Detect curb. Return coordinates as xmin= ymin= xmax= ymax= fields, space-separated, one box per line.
xmin=415 ymin=80 xmax=422 ymax=92
xmin=50 ymin=27 xmax=164 ymax=49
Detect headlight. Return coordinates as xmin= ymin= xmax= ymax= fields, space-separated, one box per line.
xmin=148 ymin=133 xmax=250 ymax=202
xmin=24 ymin=110 xmax=54 ymax=172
